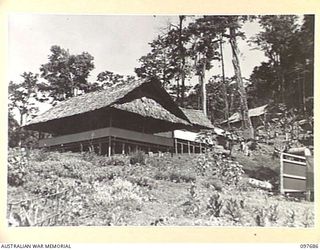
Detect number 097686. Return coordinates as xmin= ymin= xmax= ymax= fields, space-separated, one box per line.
xmin=300 ymin=244 xmax=319 ymax=248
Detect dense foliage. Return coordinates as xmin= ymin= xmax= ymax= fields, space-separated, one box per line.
xmin=249 ymin=15 xmax=314 ymax=115
xmin=39 ymin=45 xmax=95 ymax=103
xmin=7 ymin=148 xmax=314 ymax=227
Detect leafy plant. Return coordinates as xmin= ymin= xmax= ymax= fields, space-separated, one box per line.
xmin=284 ymin=209 xmax=296 ymax=227
xmin=196 ymin=150 xmax=216 ymax=176
xmin=224 ymin=198 xmax=242 ymax=223
xmin=154 ymin=170 xmax=195 ymax=183
xmin=216 ymin=159 xmax=244 ymax=186
xmin=267 ymin=204 xmax=279 ymax=223
xmin=196 ymin=151 xmax=244 ymax=187
xmin=7 ymin=148 xmax=29 ymax=187
xmin=254 ymin=207 xmax=268 ymax=227
xmin=182 ymin=183 xmax=200 ymax=217
xmin=93 ymin=178 xmax=143 ymax=211
xmin=129 ymin=176 xmax=157 ymax=190
xmin=203 ymin=177 xmax=223 ymax=191
xmin=302 ymin=208 xmax=314 ymax=228
xmin=129 ymin=150 xmax=146 ymax=165
xmin=206 ymin=192 xmax=223 ymax=217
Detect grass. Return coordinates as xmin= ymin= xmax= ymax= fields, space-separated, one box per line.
xmin=7 ymin=147 xmax=314 ymax=227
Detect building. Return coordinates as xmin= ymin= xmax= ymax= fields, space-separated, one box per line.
xmin=24 ymin=78 xmax=213 ymax=155
xmin=157 ymin=108 xmax=214 ymax=154
xmin=220 ymin=104 xmax=268 ymax=128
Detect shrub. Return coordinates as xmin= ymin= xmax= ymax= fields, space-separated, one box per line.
xmin=284 ymin=209 xmax=296 ymax=227
xmin=106 ymin=155 xmax=127 ymax=166
xmin=169 ymin=172 xmax=196 ymax=183
xmin=254 ymin=207 xmax=268 ymax=226
xmin=223 ymin=198 xmax=242 ymax=223
xmin=128 ymin=176 xmax=157 ymax=190
xmin=196 ymin=151 xmax=215 ymax=176
xmin=7 ymin=148 xmax=29 ymax=187
xmin=216 ymin=160 xmax=244 ymax=186
xmin=81 ymin=151 xmax=97 ymax=162
xmin=29 ymin=149 xmax=51 ymax=162
xmin=196 ymin=151 xmax=244 ymax=187
xmin=154 ymin=171 xmax=195 ymax=183
xmin=302 ymin=208 xmax=314 ymax=227
xmin=182 ymin=183 xmax=200 ymax=217
xmin=93 ymin=178 xmax=143 ymax=211
xmin=206 ymin=192 xmax=223 ymax=217
xmin=130 ymin=150 xmax=146 ymax=165
xmin=267 ymin=204 xmax=279 ymax=223
xmin=29 ymin=158 xmax=95 ymax=183
xmin=203 ymin=177 xmax=223 ymax=191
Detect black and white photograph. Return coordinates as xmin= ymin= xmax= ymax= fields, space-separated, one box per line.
xmin=7 ymin=14 xmax=314 ymax=227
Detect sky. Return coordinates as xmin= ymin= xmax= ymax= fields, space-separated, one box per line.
xmin=8 ymin=14 xmax=267 ymax=85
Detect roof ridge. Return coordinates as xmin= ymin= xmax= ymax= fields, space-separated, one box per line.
xmin=25 ymin=79 xmax=146 ymax=126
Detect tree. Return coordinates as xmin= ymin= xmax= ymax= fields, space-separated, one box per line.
xmin=8 ymin=112 xmax=20 ymax=148
xmin=295 ymin=15 xmax=314 ymax=115
xmin=8 ymin=72 xmax=39 ymax=126
xmin=96 ymin=71 xmax=136 ymax=89
xmin=187 ymin=16 xmax=221 ymax=116
xmin=135 ymin=17 xmax=194 ymax=105
xmin=39 ymin=45 xmax=95 ymax=103
xmin=135 ymin=35 xmax=179 ymax=88
xmin=250 ymin=15 xmax=314 ymax=115
xmin=8 ymin=72 xmax=39 ymax=147
xmin=227 ymin=16 xmax=254 ymax=137
xmin=252 ymin=15 xmax=299 ymax=104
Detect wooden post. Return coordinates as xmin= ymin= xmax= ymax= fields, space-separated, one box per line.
xmin=80 ymin=143 xmax=83 ymax=152
xmin=108 ymin=137 xmax=112 ymax=157
xmin=192 ymin=144 xmax=195 ymax=154
xmin=280 ymin=153 xmax=284 ymax=195
xmin=200 ymin=143 xmax=202 ymax=154
xmin=122 ymin=143 xmax=125 ymax=155
xmin=181 ymin=142 xmax=183 ymax=154
xmin=175 ymin=138 xmax=178 ymax=154
xmin=98 ymin=143 xmax=102 ymax=155
xmin=112 ymin=141 xmax=116 ymax=155
xmin=188 ymin=141 xmax=190 ymax=155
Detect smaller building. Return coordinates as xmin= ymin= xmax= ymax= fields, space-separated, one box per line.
xmin=220 ymin=104 xmax=268 ymax=128
xmin=157 ymin=108 xmax=214 ymax=154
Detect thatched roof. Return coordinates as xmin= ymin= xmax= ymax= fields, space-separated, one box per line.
xmin=112 ymin=97 xmax=189 ymax=125
xmin=25 ymin=79 xmax=195 ymax=133
xmin=180 ymin=108 xmax=214 ymax=129
xmin=26 ymin=79 xmax=145 ymax=127
xmin=222 ymin=104 xmax=268 ymax=124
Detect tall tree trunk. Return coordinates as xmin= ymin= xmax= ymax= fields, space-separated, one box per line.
xmin=302 ymin=63 xmax=307 ymax=116
xmin=220 ymin=36 xmax=230 ymax=128
xmin=178 ymin=15 xmax=186 ymax=107
xmin=200 ymin=58 xmax=207 ymax=117
xmin=279 ymin=51 xmax=286 ymax=104
xmin=18 ymin=111 xmax=24 ymax=147
xmin=229 ymin=26 xmax=254 ymax=138
xmin=176 ymin=78 xmax=180 ymax=103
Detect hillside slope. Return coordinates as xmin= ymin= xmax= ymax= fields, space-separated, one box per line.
xmin=7 ymin=148 xmax=313 ymax=227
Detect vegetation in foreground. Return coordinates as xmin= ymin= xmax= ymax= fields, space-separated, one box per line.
xmin=7 ymin=147 xmax=314 ymax=227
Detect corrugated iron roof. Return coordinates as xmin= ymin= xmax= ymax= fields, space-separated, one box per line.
xmin=222 ymin=104 xmax=268 ymax=124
